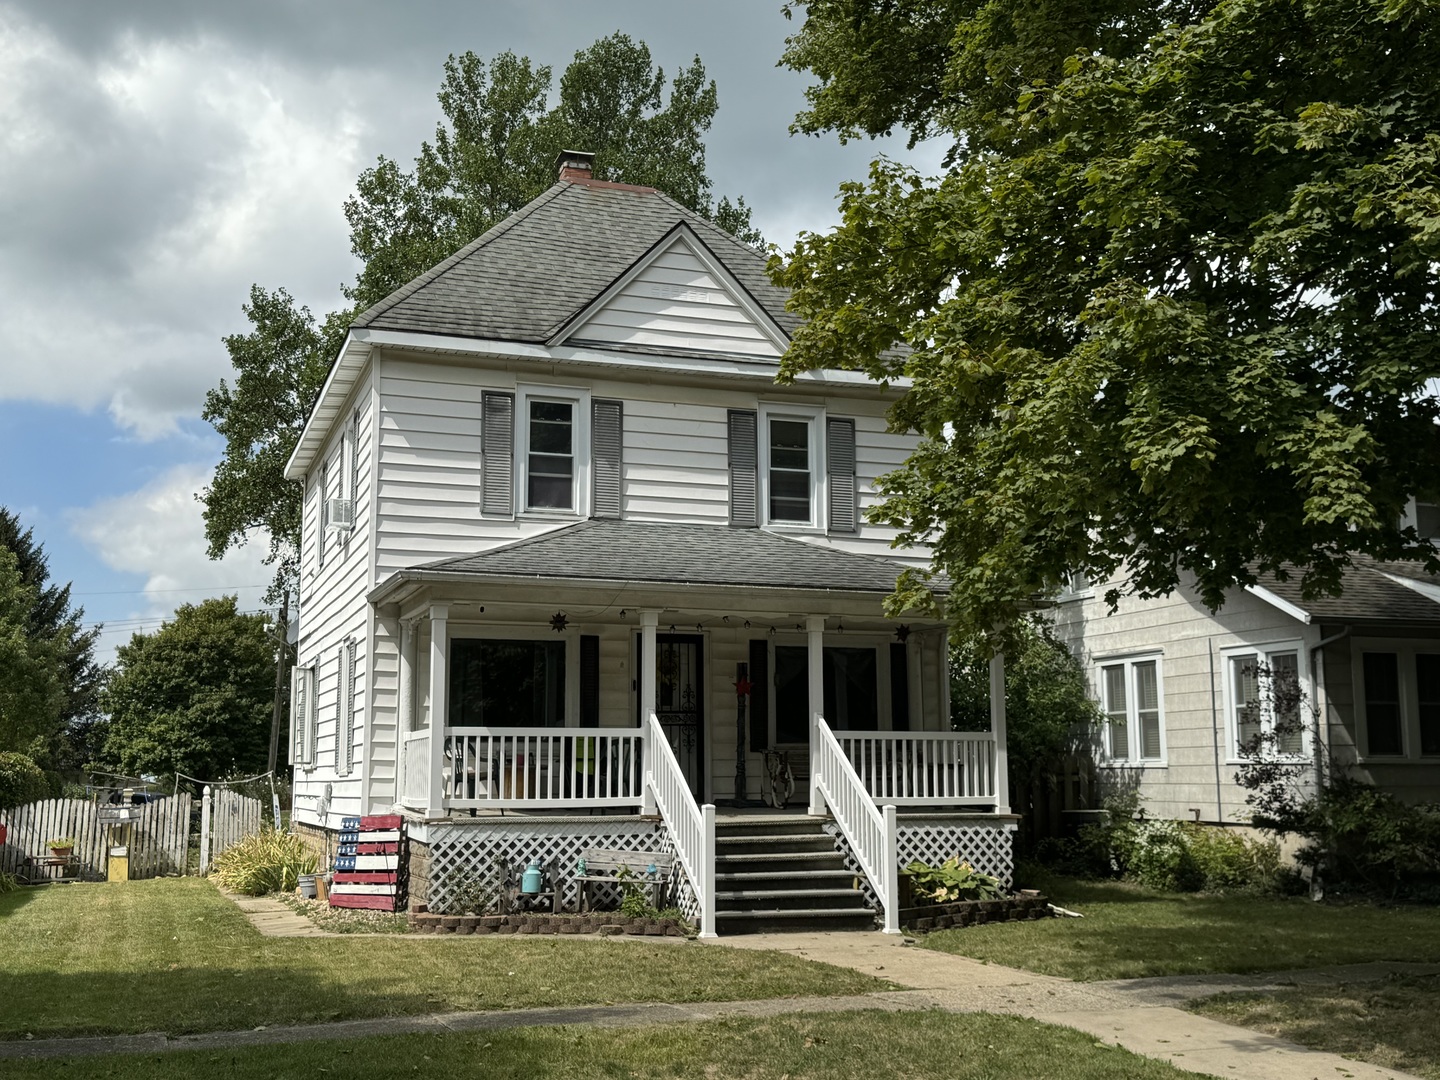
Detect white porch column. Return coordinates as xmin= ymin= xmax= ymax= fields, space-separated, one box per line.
xmin=989 ymin=650 xmax=1011 ymax=814
xmin=640 ymin=610 xmax=659 ymax=815
xmin=807 ymin=615 xmax=826 ymax=815
xmin=426 ymin=604 xmax=449 ymax=816
xmin=399 ymin=621 xmax=416 ymax=732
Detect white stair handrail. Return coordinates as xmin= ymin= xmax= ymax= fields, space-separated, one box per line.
xmin=644 ymin=711 xmax=716 ymax=938
xmin=813 ymin=717 xmax=901 ymax=934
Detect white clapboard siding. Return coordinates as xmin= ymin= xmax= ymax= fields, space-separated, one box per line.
xmin=567 ymin=238 xmax=783 ymax=358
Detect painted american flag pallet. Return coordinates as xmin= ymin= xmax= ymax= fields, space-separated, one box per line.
xmin=330 ymin=815 xmax=408 ymax=911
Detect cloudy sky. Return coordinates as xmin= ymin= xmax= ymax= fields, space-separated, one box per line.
xmin=0 ymin=0 xmax=944 ymax=659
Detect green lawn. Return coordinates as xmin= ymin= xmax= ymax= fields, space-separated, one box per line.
xmin=0 ymin=879 xmax=883 ymax=1039
xmin=920 ymin=872 xmax=1440 ymax=980
xmin=0 ymin=1012 xmax=1210 ymax=1080
xmin=1192 ymin=975 xmax=1440 ymax=1080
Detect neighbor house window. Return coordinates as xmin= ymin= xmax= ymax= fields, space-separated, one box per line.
xmin=1227 ymin=645 xmax=1304 ymax=758
xmin=768 ymin=417 xmax=812 ymax=523
xmin=526 ymin=400 xmax=575 ymax=510
xmin=449 ymin=639 xmax=566 ymax=727
xmin=1354 ymin=642 xmax=1440 ymax=758
xmin=1100 ymin=657 xmax=1163 ymax=763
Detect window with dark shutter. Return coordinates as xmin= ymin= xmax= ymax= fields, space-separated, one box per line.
xmin=890 ymin=643 xmax=910 ymax=731
xmin=592 ymin=400 xmax=623 ymax=518
xmin=728 ymin=409 xmax=758 ymax=527
xmin=481 ymin=390 xmax=515 ymax=517
xmin=827 ymin=418 xmax=857 ymax=533
xmin=748 ymin=639 xmax=769 ymax=752
xmin=580 ymin=635 xmax=600 ymax=726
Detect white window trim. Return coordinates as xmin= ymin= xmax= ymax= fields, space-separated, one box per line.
xmin=515 ymin=384 xmax=591 ymax=519
xmin=1221 ymin=640 xmax=1308 ymax=764
xmin=1350 ymin=637 xmax=1440 ymax=762
xmin=443 ymin=621 xmax=580 ymax=727
xmin=1056 ymin=570 xmax=1095 ymax=603
xmin=758 ymin=402 xmax=827 ymax=533
xmin=1096 ymin=652 xmax=1167 ymax=767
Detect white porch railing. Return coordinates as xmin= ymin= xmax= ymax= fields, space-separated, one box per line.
xmin=813 ymin=717 xmax=901 ymax=934
xmin=401 ymin=731 xmax=430 ymax=810
xmin=837 ymin=731 xmax=998 ymax=806
xmin=644 ymin=711 xmax=716 ymax=938
xmin=440 ymin=728 xmax=646 ymax=811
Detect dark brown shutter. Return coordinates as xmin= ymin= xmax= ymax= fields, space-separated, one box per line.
xmin=728 ymin=409 xmax=758 ymax=527
xmin=827 ymin=417 xmax=857 ymax=533
xmin=481 ymin=390 xmax=515 ymax=517
xmin=580 ymin=635 xmax=600 ymax=727
xmin=890 ymin=642 xmax=911 ymax=731
xmin=592 ymin=399 xmax=623 ymax=518
xmin=748 ymin=639 xmax=769 ymax=752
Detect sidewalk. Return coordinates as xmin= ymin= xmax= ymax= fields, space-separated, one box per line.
xmin=712 ymin=933 xmax=1432 ymax=1080
xmin=220 ymin=890 xmax=338 ymax=937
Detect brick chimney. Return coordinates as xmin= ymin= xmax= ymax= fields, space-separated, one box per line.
xmin=556 ymin=150 xmax=595 ymax=182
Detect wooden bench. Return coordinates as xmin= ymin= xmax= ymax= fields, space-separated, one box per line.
xmin=574 ymin=847 xmax=676 ymax=913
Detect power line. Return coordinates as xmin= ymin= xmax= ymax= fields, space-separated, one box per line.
xmin=73 ymin=584 xmax=267 ymax=597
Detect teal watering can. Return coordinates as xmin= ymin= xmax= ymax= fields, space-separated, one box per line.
xmin=521 ymin=861 xmax=544 ymax=895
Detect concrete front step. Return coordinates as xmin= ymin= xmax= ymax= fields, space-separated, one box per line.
xmin=715 ymin=907 xmax=877 ymax=934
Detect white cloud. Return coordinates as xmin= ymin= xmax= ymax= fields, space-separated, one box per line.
xmin=68 ymin=463 xmax=273 ymax=655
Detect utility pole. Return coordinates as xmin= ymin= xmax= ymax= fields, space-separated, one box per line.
xmin=267 ymin=589 xmax=290 ymax=775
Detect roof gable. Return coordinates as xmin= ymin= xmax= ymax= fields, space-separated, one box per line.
xmin=552 ymin=225 xmax=787 ymax=359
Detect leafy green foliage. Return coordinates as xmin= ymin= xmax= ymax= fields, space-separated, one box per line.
xmin=775 ymin=0 xmax=1440 ymax=641
xmin=430 ymin=866 xmax=500 ymax=916
xmin=0 ymin=751 xmax=50 ymax=807
xmin=99 ymin=597 xmax=276 ymax=781
xmin=0 ymin=510 xmax=103 ymax=769
xmin=905 ymin=856 xmax=1005 ymax=902
xmin=211 ymin=828 xmax=318 ymax=895
xmin=950 ymin=614 xmax=1102 ymax=791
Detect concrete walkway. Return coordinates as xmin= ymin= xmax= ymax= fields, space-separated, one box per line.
xmin=220 ymin=890 xmax=337 ymax=937
xmin=713 ymin=932 xmax=1432 ymax=1080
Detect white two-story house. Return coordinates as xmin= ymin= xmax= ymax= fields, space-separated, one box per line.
xmin=282 ymin=152 xmax=1014 ymax=935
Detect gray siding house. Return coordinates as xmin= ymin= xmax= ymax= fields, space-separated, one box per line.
xmin=282 ymin=153 xmax=1015 ymax=935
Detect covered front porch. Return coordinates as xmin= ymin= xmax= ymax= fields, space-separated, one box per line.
xmin=370 ymin=520 xmax=1012 ymax=935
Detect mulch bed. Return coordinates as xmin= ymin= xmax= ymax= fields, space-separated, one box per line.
xmin=410 ymin=909 xmax=690 ymax=937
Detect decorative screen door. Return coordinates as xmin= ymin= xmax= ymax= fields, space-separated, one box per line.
xmin=638 ymin=634 xmax=705 ymax=799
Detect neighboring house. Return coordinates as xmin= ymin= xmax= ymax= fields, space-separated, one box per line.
xmin=282 ymin=152 xmax=1014 ymax=935
xmin=1051 ymin=518 xmax=1440 ymax=824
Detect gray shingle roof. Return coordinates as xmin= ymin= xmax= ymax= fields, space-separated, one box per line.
xmin=412 ymin=519 xmax=925 ymax=594
xmin=351 ymin=180 xmax=800 ymax=347
xmin=1257 ymin=555 xmax=1440 ymax=623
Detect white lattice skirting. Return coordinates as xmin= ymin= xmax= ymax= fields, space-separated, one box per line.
xmin=826 ymin=817 xmax=1017 ymax=913
xmin=424 ymin=817 xmax=698 ymax=923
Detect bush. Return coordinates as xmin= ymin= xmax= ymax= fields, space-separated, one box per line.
xmin=211 ymin=828 xmax=317 ymax=895
xmin=0 ymin=751 xmax=49 ymax=808
xmin=905 ymin=857 xmax=1006 ymax=902
xmin=1128 ymin=820 xmax=1205 ymax=892
xmin=0 ymin=870 xmax=19 ymax=894
xmin=430 ymin=866 xmax=500 ymax=916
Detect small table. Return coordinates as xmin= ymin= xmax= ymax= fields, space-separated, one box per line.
xmin=20 ymin=854 xmax=80 ymax=884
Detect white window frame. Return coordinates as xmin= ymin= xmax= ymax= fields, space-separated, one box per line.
xmin=758 ymin=402 xmax=826 ymax=532
xmin=1351 ymin=638 xmax=1440 ymax=761
xmin=1096 ymin=652 xmax=1166 ymax=766
xmin=1056 ymin=569 xmax=1095 ymax=603
xmin=515 ymin=384 xmax=591 ymax=518
xmin=1221 ymin=640 xmax=1308 ymax=763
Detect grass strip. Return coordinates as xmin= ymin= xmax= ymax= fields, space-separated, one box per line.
xmin=1191 ymin=974 xmax=1440 ymax=1080
xmin=919 ymin=873 xmax=1440 ymax=980
xmin=0 ymin=1011 xmax=1212 ymax=1079
xmin=0 ymin=878 xmax=881 ymax=1039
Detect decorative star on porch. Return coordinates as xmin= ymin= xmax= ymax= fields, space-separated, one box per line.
xmin=549 ymin=612 xmax=568 ymax=632
xmin=895 ymin=625 xmax=911 ymax=643
xmin=733 ymin=678 xmax=752 ymax=697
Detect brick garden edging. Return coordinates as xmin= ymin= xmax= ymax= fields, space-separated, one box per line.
xmin=410 ymin=909 xmax=689 ymax=937
xmin=900 ymin=892 xmax=1051 ymax=932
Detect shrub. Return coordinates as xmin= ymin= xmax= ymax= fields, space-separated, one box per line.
xmin=1128 ymin=820 xmax=1205 ymax=892
xmin=211 ymin=828 xmax=317 ymax=895
xmin=1183 ymin=823 xmax=1284 ymax=893
xmin=0 ymin=751 xmax=49 ymax=808
xmin=905 ymin=857 xmax=1005 ymax=902
xmin=430 ymin=866 xmax=500 ymax=916
xmin=0 ymin=870 xmax=19 ymax=894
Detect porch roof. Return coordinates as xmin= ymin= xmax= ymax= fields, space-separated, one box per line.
xmin=370 ymin=519 xmax=941 ymax=601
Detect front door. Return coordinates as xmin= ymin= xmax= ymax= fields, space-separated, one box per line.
xmin=638 ymin=634 xmax=705 ymax=800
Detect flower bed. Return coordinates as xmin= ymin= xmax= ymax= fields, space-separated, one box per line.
xmin=901 ymin=891 xmax=1051 ymax=932
xmin=410 ymin=908 xmax=690 ymax=937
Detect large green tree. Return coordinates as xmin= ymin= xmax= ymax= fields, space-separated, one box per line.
xmin=0 ymin=508 xmax=104 ymax=768
xmin=775 ymin=0 xmax=1440 ymax=640
xmin=204 ymin=35 xmax=759 ymax=598
xmin=100 ymin=597 xmax=275 ymax=781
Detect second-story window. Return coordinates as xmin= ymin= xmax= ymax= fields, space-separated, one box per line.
xmin=527 ymin=400 xmax=574 ymax=510
xmin=768 ymin=417 xmax=812 ymax=523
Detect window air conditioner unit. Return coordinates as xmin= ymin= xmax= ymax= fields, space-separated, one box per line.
xmin=326 ymin=498 xmax=355 ymax=531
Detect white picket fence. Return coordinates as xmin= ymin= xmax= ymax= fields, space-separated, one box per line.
xmin=0 ymin=795 xmax=193 ymax=880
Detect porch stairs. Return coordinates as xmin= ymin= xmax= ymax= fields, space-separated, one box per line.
xmin=713 ymin=815 xmax=875 ymax=933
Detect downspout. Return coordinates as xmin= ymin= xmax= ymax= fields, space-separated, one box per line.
xmin=1309 ymin=626 xmax=1351 ymax=794
xmin=1208 ymin=638 xmax=1223 ymax=822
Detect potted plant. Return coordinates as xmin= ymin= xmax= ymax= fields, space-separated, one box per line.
xmin=47 ymin=836 xmax=75 ymax=859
